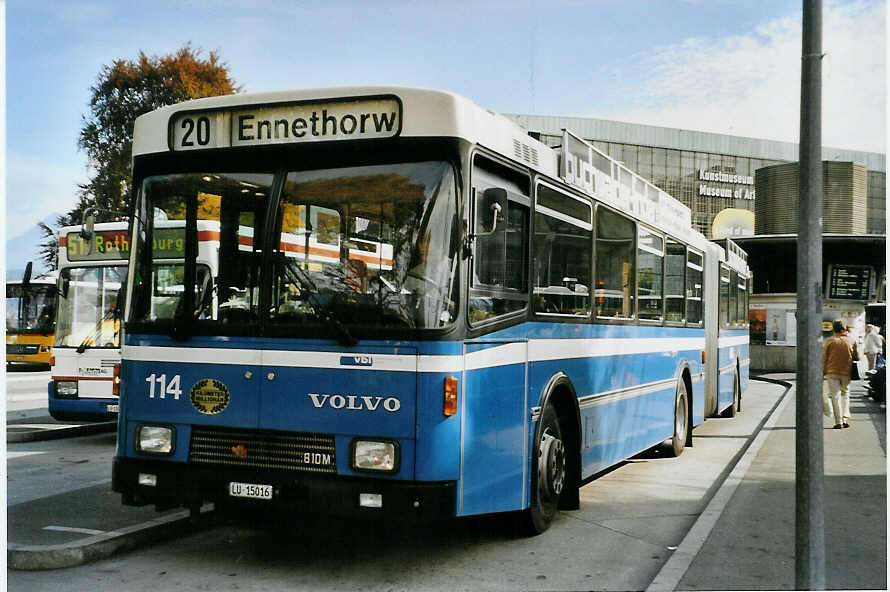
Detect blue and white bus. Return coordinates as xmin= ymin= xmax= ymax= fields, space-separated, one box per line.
xmin=113 ymin=87 xmax=749 ymax=533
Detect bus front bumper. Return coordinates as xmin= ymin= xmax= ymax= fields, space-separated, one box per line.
xmin=112 ymin=457 xmax=456 ymax=522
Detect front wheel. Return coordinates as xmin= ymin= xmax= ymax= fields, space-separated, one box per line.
xmin=669 ymin=380 xmax=689 ymax=457
xmin=521 ymin=403 xmax=566 ymax=535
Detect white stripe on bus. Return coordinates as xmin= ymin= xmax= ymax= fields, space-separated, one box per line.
xmin=718 ymin=335 xmax=749 ymax=347
xmin=123 ymin=336 xmax=714 ymax=373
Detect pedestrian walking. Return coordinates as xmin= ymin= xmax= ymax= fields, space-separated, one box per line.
xmin=863 ymin=324 xmax=884 ymax=371
xmin=823 ymin=320 xmax=855 ymax=429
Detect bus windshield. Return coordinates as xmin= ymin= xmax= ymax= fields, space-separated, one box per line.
xmin=6 ymin=284 xmax=56 ymax=335
xmin=56 ymin=266 xmax=127 ymax=349
xmin=128 ymin=161 xmax=459 ymax=337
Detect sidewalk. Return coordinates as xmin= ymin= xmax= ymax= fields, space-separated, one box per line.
xmin=6 ymin=414 xmax=115 ymax=443
xmin=677 ymin=374 xmax=887 ymax=590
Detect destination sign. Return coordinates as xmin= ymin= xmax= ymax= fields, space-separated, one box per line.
xmin=66 ymin=230 xmax=131 ymax=261
xmin=170 ymin=97 xmax=402 ymax=151
xmin=828 ymin=264 xmax=871 ymax=300
xmin=66 ymin=227 xmax=185 ymax=261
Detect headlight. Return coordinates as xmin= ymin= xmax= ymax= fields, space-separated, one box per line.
xmin=136 ymin=425 xmax=175 ymax=455
xmin=352 ymin=440 xmax=398 ymax=473
xmin=56 ymin=381 xmax=78 ymax=398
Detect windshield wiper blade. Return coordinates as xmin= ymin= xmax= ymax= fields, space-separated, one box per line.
xmin=282 ymin=259 xmax=358 ymax=347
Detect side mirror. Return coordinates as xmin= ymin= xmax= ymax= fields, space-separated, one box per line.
xmin=59 ymin=276 xmax=70 ymax=299
xmin=22 ymin=261 xmax=33 ymax=286
xmin=80 ymin=210 xmax=95 ymax=240
xmin=476 ymin=188 xmax=506 ymax=237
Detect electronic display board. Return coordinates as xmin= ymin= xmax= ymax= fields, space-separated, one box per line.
xmin=828 ymin=265 xmax=871 ymax=300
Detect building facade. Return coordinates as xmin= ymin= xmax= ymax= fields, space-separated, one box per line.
xmin=508 ymin=114 xmax=886 ymax=238
xmin=755 ymin=161 xmax=868 ymax=234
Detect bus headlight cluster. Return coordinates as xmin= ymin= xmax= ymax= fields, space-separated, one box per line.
xmin=55 ymin=380 xmax=78 ymax=398
xmin=352 ymin=440 xmax=398 ymax=473
xmin=136 ymin=425 xmax=175 ymax=455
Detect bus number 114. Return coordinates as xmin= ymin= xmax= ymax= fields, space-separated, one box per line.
xmin=146 ymin=373 xmax=183 ymax=400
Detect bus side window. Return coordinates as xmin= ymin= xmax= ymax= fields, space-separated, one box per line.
xmin=719 ymin=265 xmax=730 ymax=329
xmin=665 ymin=238 xmax=685 ymax=323
xmin=595 ymin=207 xmax=635 ymax=320
xmin=469 ymin=156 xmax=529 ymax=326
xmin=533 ymin=184 xmax=592 ymax=317
xmin=637 ymin=227 xmax=664 ymax=322
xmin=686 ymin=249 xmax=703 ymax=326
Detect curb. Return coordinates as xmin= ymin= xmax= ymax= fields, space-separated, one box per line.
xmin=7 ymin=421 xmax=116 ymax=443
xmin=8 ymin=505 xmax=214 ymax=570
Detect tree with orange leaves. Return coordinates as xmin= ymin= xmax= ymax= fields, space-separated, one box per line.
xmin=40 ymin=44 xmax=239 ymax=269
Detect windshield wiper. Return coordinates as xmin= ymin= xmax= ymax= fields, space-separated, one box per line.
xmin=281 ymin=258 xmax=358 ymax=347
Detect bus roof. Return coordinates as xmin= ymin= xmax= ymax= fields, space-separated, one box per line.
xmin=132 ymin=85 xmax=712 ymax=250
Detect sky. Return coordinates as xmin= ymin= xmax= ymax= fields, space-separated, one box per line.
xmin=3 ymin=0 xmax=887 ymax=243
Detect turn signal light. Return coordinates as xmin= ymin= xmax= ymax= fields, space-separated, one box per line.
xmin=444 ymin=376 xmax=458 ymax=416
xmin=701 ymin=350 xmax=707 ymax=364
xmin=112 ymin=363 xmax=121 ymax=397
xmin=49 ymin=355 xmax=55 ymax=367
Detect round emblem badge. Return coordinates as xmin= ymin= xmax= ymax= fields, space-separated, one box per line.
xmin=190 ymin=378 xmax=230 ymax=415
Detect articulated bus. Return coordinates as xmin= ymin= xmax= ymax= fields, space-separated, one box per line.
xmin=6 ymin=272 xmax=57 ymax=367
xmin=113 ymin=87 xmax=750 ymax=533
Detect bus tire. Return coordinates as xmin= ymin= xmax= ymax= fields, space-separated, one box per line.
xmin=722 ymin=371 xmax=740 ymax=418
xmin=669 ymin=379 xmax=689 ymax=457
xmin=522 ymin=403 xmax=566 ymax=535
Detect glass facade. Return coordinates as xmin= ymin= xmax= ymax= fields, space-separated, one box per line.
xmin=533 ymin=133 xmax=885 ymax=239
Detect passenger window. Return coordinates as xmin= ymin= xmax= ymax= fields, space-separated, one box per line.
xmin=665 ymin=239 xmax=685 ymax=323
xmin=469 ymin=159 xmax=529 ymax=325
xmin=637 ymin=228 xmax=664 ymax=322
xmin=729 ymin=270 xmax=739 ymax=327
xmin=595 ymin=208 xmax=635 ymax=319
xmin=719 ymin=265 xmax=730 ymax=328
xmin=533 ymin=185 xmax=592 ymax=317
xmin=686 ymin=250 xmax=703 ymax=325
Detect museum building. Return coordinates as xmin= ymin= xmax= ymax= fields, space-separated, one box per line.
xmin=507 ymin=114 xmax=885 ymax=238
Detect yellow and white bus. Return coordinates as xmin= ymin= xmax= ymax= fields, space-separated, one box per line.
xmin=6 ymin=270 xmax=57 ymax=367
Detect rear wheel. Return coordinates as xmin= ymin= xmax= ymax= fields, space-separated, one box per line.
xmin=669 ymin=380 xmax=689 ymax=457
xmin=521 ymin=403 xmax=566 ymax=535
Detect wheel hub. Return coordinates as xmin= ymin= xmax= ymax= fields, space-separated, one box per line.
xmin=539 ymin=431 xmax=565 ymax=498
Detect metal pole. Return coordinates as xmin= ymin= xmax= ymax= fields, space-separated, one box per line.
xmin=796 ymin=0 xmax=825 ymax=589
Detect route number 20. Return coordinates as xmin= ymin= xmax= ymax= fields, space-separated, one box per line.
xmin=180 ymin=116 xmax=211 ymax=147
xmin=146 ymin=373 xmax=182 ymax=400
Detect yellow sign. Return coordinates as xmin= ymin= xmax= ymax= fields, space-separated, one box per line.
xmin=712 ymin=208 xmax=755 ymax=239
xmin=190 ymin=379 xmax=230 ymax=415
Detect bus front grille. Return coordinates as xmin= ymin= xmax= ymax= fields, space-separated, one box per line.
xmin=189 ymin=426 xmax=337 ymax=474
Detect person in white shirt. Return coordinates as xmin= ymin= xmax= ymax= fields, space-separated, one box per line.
xmin=863 ymin=324 xmax=884 ymax=371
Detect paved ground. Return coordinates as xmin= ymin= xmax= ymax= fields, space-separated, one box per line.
xmin=676 ymin=374 xmax=886 ymax=590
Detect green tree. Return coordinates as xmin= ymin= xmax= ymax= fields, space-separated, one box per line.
xmin=41 ymin=44 xmax=239 ymax=269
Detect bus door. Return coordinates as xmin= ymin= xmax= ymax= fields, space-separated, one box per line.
xmin=460 ymin=339 xmax=528 ymax=516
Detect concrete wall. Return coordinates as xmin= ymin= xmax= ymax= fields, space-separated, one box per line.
xmin=751 ymin=345 xmax=797 ymax=372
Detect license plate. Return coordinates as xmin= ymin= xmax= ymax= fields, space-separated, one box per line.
xmin=229 ymin=481 xmax=273 ymax=500
xmin=106 ymin=404 xmax=119 ymax=412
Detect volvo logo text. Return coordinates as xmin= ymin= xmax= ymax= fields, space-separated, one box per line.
xmin=307 ymin=393 xmax=401 ymax=412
